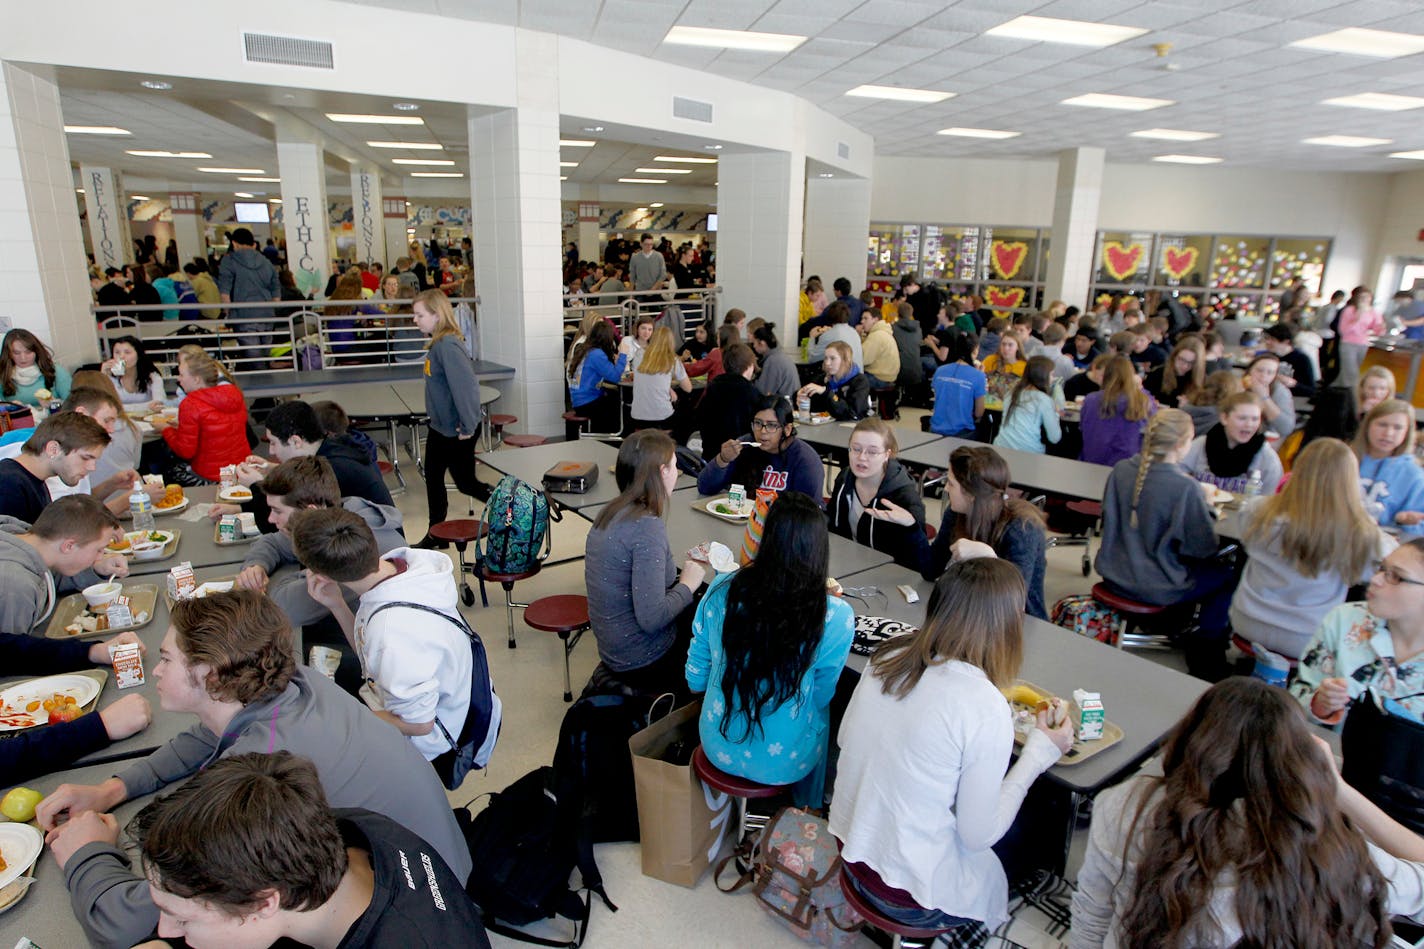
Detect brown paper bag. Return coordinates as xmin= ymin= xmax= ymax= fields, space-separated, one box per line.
xmin=629 ymin=700 xmax=733 ymax=887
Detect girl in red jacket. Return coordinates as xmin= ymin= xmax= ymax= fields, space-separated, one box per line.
xmin=153 ymin=350 xmax=250 ymax=483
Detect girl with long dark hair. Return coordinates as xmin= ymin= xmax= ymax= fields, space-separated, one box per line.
xmin=697 ymin=394 xmax=825 ymax=504
xmin=568 ymin=319 xmax=627 ymax=434
xmin=100 ymin=335 xmax=165 ymax=407
xmin=0 ymin=328 xmax=70 ymax=406
xmin=685 ymin=492 xmax=854 ymax=805
xmin=994 ymin=355 xmax=1061 ymax=454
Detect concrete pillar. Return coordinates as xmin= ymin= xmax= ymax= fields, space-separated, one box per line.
xmin=802 ymin=175 xmax=872 ymax=297
xmin=79 ymin=164 xmax=129 ymax=273
xmin=1044 ymin=146 xmax=1105 ymax=312
xmin=716 ymin=150 xmax=806 ymax=341
xmin=382 ymin=194 xmax=409 ymax=268
xmin=168 ymin=191 xmax=203 ymax=266
xmin=0 ymin=62 xmax=94 ymax=362
xmin=576 ymin=201 xmax=600 ymax=269
xmin=468 ymin=30 xmax=564 ymax=437
xmin=350 ymin=163 xmax=384 ymax=268
xmin=274 ymin=119 xmax=331 ymax=298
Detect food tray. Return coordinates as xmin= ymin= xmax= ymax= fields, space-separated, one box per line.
xmin=693 ymin=496 xmax=752 ymax=523
xmin=45 ymin=585 xmax=159 ymax=640
xmin=109 ymin=529 xmax=180 ymax=563
xmin=1003 ymin=679 xmax=1123 ymax=766
xmin=213 ymin=523 xmax=259 ymax=546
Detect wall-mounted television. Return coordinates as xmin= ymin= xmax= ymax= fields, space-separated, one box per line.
xmin=234 ymin=202 xmax=270 ymax=223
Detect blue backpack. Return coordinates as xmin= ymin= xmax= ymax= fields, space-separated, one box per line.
xmin=477 ymin=475 xmax=551 ymax=575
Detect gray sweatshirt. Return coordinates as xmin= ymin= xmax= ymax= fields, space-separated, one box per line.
xmin=1095 ymin=457 xmax=1219 ymax=606
xmin=64 ymin=666 xmax=471 ymax=949
xmin=244 ymin=497 xmax=406 ymax=626
xmin=629 ymin=250 xmax=667 ymax=292
xmin=755 ymin=348 xmax=800 ymax=399
xmin=0 ymin=517 xmax=106 ymax=635
xmin=216 ymin=246 xmax=279 ymax=320
xmin=424 ymin=335 xmax=484 ymax=438
xmin=584 ymin=511 xmax=692 ymax=671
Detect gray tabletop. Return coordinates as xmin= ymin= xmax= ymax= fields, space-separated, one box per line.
xmin=478 ymin=439 xmax=694 ymax=510
xmin=303 ymin=384 xmax=414 ymax=420
xmin=123 ymin=486 xmax=253 ymax=577
xmin=838 ymin=560 xmax=1209 ymax=795
xmin=798 ymin=420 xmax=943 ymax=455
xmin=897 ymin=436 xmax=1111 ymax=502
xmin=236 ymin=359 xmax=515 ymax=398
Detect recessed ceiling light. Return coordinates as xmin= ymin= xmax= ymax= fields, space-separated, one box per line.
xmin=986 ymin=15 xmax=1147 ymax=47
xmin=237 ymin=176 xmax=281 ymax=182
xmin=125 ymin=150 xmax=212 ymax=158
xmin=1130 ymin=128 xmax=1220 ymax=142
xmin=937 ymin=127 xmax=1021 ymax=139
xmin=198 ymin=167 xmax=265 ymax=174
xmin=1390 ymin=150 xmax=1424 ymax=160
xmin=410 ymin=172 xmax=464 ymax=177
xmin=582 ymin=126 xmax=604 ymax=133
xmin=270 ymin=198 xmax=282 ymax=203
xmin=1322 ymin=92 xmax=1424 ymax=111
xmin=664 ymin=25 xmax=806 ymax=53
xmin=619 ymin=177 xmax=667 ymax=184
xmin=75 ymin=188 xmax=84 ymax=194
xmin=129 ymin=195 xmax=150 ymax=201
xmin=326 ymin=113 xmax=425 ymax=125
xmin=703 ymin=144 xmax=723 ymax=151
xmin=1289 ymin=28 xmax=1424 ymax=58
xmin=560 ymin=176 xmax=568 ymax=181
xmin=817 ymin=173 xmax=834 ymax=178
xmin=845 ymin=84 xmax=954 ymax=103
xmin=1062 ymin=93 xmax=1173 ymax=111
xmin=560 ymin=139 xmax=595 ymax=147
xmin=64 ymin=125 xmax=130 ymax=135
xmin=636 ymin=167 xmax=690 ymax=174
xmin=234 ymin=192 xmax=254 ymax=198
xmin=1152 ymin=155 xmax=1223 ymax=165
xmin=140 ymin=80 xmax=172 ymax=90
xmin=635 ymin=207 xmax=648 ymax=213
xmin=1302 ymin=135 xmax=1393 ymax=147
xmin=392 ymin=102 xmax=420 ymax=112
xmin=366 ymin=141 xmax=444 ymax=150
xmin=559 ymin=161 xmax=580 ymax=168
xmin=650 ymin=202 xmax=664 ymax=208
xmin=392 ymin=158 xmax=456 ymax=166
xmin=654 ymin=155 xmax=718 ymax=164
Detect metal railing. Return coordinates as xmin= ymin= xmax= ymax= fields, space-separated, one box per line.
xmin=561 ymin=286 xmax=720 ymax=343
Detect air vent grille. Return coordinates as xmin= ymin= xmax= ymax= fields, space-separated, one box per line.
xmin=243 ymin=32 xmax=334 ymax=69
xmin=837 ymin=141 xmax=850 ymax=160
xmin=673 ymin=96 xmax=713 ymax=123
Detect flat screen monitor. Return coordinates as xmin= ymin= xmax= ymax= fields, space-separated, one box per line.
xmin=234 ymin=202 xmax=270 ymax=223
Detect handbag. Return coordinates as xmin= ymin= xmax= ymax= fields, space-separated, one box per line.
xmin=0 ymin=401 xmax=35 ymax=435
xmin=1341 ymin=690 xmax=1424 ymax=834
xmin=543 ymin=460 xmax=599 ymax=494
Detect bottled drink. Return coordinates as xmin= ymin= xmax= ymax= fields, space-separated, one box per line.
xmin=129 ymin=480 xmax=155 ymax=531
xmin=1244 ymin=469 xmax=1263 ymax=500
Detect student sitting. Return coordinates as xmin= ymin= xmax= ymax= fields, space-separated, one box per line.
xmin=1079 ymin=355 xmax=1156 ymax=467
xmin=796 ymin=340 xmax=869 ymax=421
xmin=684 ymin=322 xmax=739 ymax=382
xmin=1262 ymin=322 xmax=1317 ymax=398
xmin=293 ymin=507 xmax=495 ymax=766
xmin=830 ymin=559 xmax=1073 ymax=933
xmin=0 ymin=412 xmax=110 ymax=523
xmin=1243 ymin=354 xmax=1296 ymax=440
xmin=923 ymin=303 xmax=974 ymax=377
xmin=312 ymin=398 xmax=381 ymax=464
xmin=924 ymin=445 xmax=1048 ymax=618
xmin=228 ymin=456 xmax=405 ymax=627
xmin=1142 ymin=337 xmax=1204 ymax=409
xmin=826 ymin=419 xmax=927 ymax=570
xmin=631 ymin=325 xmax=692 ymax=435
xmin=1230 ymin=438 xmax=1394 ymax=661
xmin=859 ymin=307 xmax=901 ymax=389
xmin=0 ymin=630 xmax=150 ymax=783
xmin=1071 ymin=677 xmax=1422 ymax=948
xmin=0 ymin=328 xmax=71 ymax=407
xmin=928 ymin=333 xmax=987 ymax=437
xmin=696 ymin=343 xmax=760 ymax=461
xmin=587 ymin=431 xmax=707 ymax=697
xmin=99 ymin=335 xmax=165 ymax=407
xmin=981 ymin=333 xmax=1026 ymax=377
xmin=1355 ymin=398 xmax=1424 ymax=535
xmin=36 ymin=590 xmax=472 ymax=949
xmin=1181 ymin=369 xmax=1242 ymax=436
xmin=242 ymin=399 xmax=393 ymax=508
xmin=976 ymin=316 xmax=1006 ymax=363
xmin=0 ymin=494 xmax=127 ymax=635
xmin=807 ymin=301 xmax=864 ymax=368
xmin=619 ymin=314 xmax=656 ymax=369
xmin=152 ymin=349 xmax=249 ymax=484
xmin=1037 ymin=323 xmax=1075 ymax=382
xmin=568 ymin=319 xmax=627 ymax=434
xmin=698 ymin=395 xmax=825 ymax=503
xmin=752 ymin=324 xmax=800 ymax=400
xmin=1180 ymin=391 xmax=1284 ymax=494
xmin=1062 ymin=353 xmax=1109 ymax=403
xmin=1096 ymin=409 xmax=1235 ymax=679
xmin=130 ymin=752 xmax=492 ymax=948
xmin=680 ymin=319 xmax=713 ymax=362
xmin=687 ymin=493 xmax=854 ymax=807
xmin=994 ymin=357 xmax=1062 ymax=455
xmin=1068 ymin=327 xmax=1103 ymax=369
xmin=59 ymin=379 xmax=158 ymax=513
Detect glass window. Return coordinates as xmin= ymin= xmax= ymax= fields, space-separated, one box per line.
xmin=1095 ymin=231 xmax=1153 ymax=285
xmin=1153 ymin=234 xmax=1211 ymax=288
xmin=983 ymin=227 xmax=1039 ymax=284
xmin=867 ymin=225 xmax=900 ymax=278
xmin=1211 ymin=291 xmax=1262 ymax=320
xmin=1211 ymin=236 xmax=1270 ymax=290
xmin=923 ymin=225 xmax=982 ymax=282
xmin=1270 ymin=239 xmax=1330 ymax=296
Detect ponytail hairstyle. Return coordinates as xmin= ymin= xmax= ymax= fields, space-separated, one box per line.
xmin=948 ymin=445 xmax=1044 ymax=549
xmin=1098 ymin=355 xmax=1152 ymax=421
xmin=1007 ymin=355 xmax=1055 ymax=419
xmin=1130 ymin=408 xmax=1194 ymax=528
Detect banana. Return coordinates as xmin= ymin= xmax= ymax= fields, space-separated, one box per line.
xmin=1003 ymin=684 xmax=1048 ymax=708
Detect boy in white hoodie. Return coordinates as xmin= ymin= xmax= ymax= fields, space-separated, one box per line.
xmin=290 ymin=507 xmax=497 ymax=764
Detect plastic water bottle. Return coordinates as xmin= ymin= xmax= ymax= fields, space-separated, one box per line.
xmin=129 ymin=480 xmax=155 ymax=532
xmin=1244 ymin=469 xmax=1263 ymax=500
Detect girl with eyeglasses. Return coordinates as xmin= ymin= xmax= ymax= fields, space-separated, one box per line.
xmin=1293 ymin=538 xmax=1424 ymax=727
xmin=696 ymin=394 xmax=825 ymax=506
xmin=1142 ymin=336 xmax=1205 ymax=409
xmin=826 ymin=418 xmax=927 ymax=569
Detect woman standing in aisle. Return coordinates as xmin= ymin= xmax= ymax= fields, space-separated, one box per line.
xmin=411 ymin=289 xmax=486 ymax=547
xmin=1337 ymin=286 xmax=1385 ymax=389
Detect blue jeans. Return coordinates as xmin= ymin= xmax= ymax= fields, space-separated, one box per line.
xmin=846 ymin=873 xmax=972 ymax=931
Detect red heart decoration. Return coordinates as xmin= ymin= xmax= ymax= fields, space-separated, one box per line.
xmin=991 ymin=241 xmax=1028 ymax=280
xmin=1103 ymin=241 xmax=1144 ymax=281
xmin=1161 ymin=245 xmax=1199 ymax=281
xmin=984 ymin=286 xmax=1025 ymax=315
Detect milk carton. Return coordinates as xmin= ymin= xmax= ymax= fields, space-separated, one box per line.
xmin=105 ymin=596 xmax=134 ymax=630
xmin=1073 ymin=688 xmax=1105 ymax=741
xmin=218 ymin=515 xmax=239 ymax=543
xmin=167 ymin=561 xmax=197 ymax=601
xmin=108 ymin=641 xmax=145 ymax=689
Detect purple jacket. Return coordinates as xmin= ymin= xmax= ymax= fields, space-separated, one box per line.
xmin=1079 ymin=393 xmax=1156 ymax=467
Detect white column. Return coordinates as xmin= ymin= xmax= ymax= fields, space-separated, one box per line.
xmin=350 ymin=163 xmax=384 ymax=267
xmin=802 ymin=175 xmax=872 ymax=297
xmin=576 ymin=201 xmax=600 ymax=267
xmin=382 ymin=194 xmax=409 ymax=267
xmin=274 ymin=120 xmax=330 ymax=298
xmin=716 ymin=150 xmax=806 ymax=341
xmin=0 ymin=62 xmax=94 ymax=361
xmin=469 ymin=31 xmax=565 ymax=437
xmin=79 ymin=164 xmax=128 ymax=273
xmin=1044 ymin=146 xmax=1105 ymax=311
xmin=168 ymin=191 xmax=203 ymax=266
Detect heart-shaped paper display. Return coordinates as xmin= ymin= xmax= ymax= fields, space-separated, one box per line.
xmin=984 ymin=285 xmax=1026 ymax=315
xmin=991 ymin=241 xmax=1028 ymax=280
xmin=1102 ymin=241 xmax=1145 ymax=282
xmin=1160 ymin=246 xmax=1199 ymax=282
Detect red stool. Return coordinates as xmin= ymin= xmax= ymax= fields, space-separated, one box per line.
xmin=503 ymin=433 xmax=547 ymax=448
xmin=477 ymin=563 xmax=542 ymax=648
xmin=838 ymin=869 xmax=956 ymax=948
xmin=1091 ymin=582 xmax=1172 ymax=650
xmin=523 ymin=594 xmax=590 ymax=702
xmin=923 ymin=522 xmax=936 ymax=542
xmin=692 ymin=745 xmax=790 ymax=852
xmin=488 ymin=413 xmax=517 ymax=448
xmin=428 ymin=519 xmax=487 ymax=606
xmin=1231 ymin=634 xmax=1299 ymax=670
xmin=1049 ymin=499 xmax=1102 ymax=577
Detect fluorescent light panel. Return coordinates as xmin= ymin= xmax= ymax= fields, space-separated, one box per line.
xmin=845 ymin=84 xmax=954 ymax=103
xmin=937 ymin=127 xmax=1020 ymax=139
xmin=234 ymin=192 xmax=254 ymax=198
xmin=1302 ymin=135 xmax=1392 ymax=147
xmin=986 ymin=15 xmax=1147 ymax=47
xmin=129 ymin=195 xmax=150 ymax=201
xmin=653 ymin=155 xmax=718 ymax=164
xmin=198 ymin=167 xmax=264 ymax=174
xmin=366 ymin=140 xmax=443 ymax=150
xmin=1390 ymin=150 xmax=1424 ymax=160
xmin=663 ymin=25 xmax=805 ymax=53
xmin=325 ymin=113 xmax=424 ymax=125
xmin=64 ymin=125 xmax=130 ymax=135
xmin=125 ymin=150 xmax=212 ymax=158
xmin=1062 ymin=93 xmax=1172 ymax=111
xmin=1289 ymin=28 xmax=1424 ymax=58
xmin=410 ymin=172 xmax=463 ymax=177
xmin=650 ymin=202 xmax=664 ymax=207
xmin=636 ymin=167 xmax=690 ymax=174
xmin=392 ymin=158 xmax=455 ymax=166
xmin=619 ymin=177 xmax=667 ymax=184
xmin=1130 ymin=128 xmax=1219 ymax=142
xmin=1322 ymin=92 xmax=1424 ymax=111
xmin=560 ymin=139 xmax=595 ymax=147
xmin=237 ymin=176 xmax=280 ymax=182
xmin=559 ymin=161 xmax=580 ymax=168
xmin=1152 ymin=154 xmax=1223 ymax=165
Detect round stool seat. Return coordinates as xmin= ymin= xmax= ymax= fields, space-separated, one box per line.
xmin=477 ymin=564 xmax=541 ymax=585
xmin=489 ymin=414 xmax=518 ymax=428
xmin=692 ymin=746 xmax=786 ymax=799
xmin=524 ymin=594 xmax=590 ymax=634
xmin=1091 ymin=582 xmax=1167 ymax=617
xmin=428 ymin=519 xmax=487 ymax=545
xmin=924 ymin=522 xmax=937 ymax=542
xmin=838 ymin=871 xmax=954 ymax=940
xmin=376 ymin=459 xmax=394 ymax=474
xmin=562 ymin=411 xmax=589 ymax=423
xmin=504 ymin=434 xmax=547 ymax=448
xmin=1067 ymin=500 xmax=1103 ymax=517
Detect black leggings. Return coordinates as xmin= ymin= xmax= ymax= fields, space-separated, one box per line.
xmin=424 ymin=425 xmax=483 ymax=524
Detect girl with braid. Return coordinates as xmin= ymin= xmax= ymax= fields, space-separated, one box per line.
xmin=1095 ymin=408 xmax=1238 ymax=679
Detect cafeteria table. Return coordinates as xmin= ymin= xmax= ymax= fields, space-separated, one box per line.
xmin=477 ymin=439 xmax=694 ymax=513
xmin=122 ymin=485 xmax=257 ymax=577
xmin=797 ymin=419 xmax=942 ymax=455
xmin=235 ymin=359 xmax=515 ymax=399
xmin=897 ymin=435 xmax=1111 ymax=503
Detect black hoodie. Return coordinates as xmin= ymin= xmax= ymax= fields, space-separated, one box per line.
xmin=318 ymin=434 xmax=395 ymax=507
xmin=827 ymin=458 xmax=928 ymax=570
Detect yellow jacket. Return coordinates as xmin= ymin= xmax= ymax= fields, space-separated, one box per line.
xmin=862 ymin=320 xmax=901 ymax=384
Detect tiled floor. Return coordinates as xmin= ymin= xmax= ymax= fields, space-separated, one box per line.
xmin=385 ymin=415 xmax=1180 ymax=948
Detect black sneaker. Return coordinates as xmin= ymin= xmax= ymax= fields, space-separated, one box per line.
xmin=413 ymin=533 xmax=449 ymax=550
